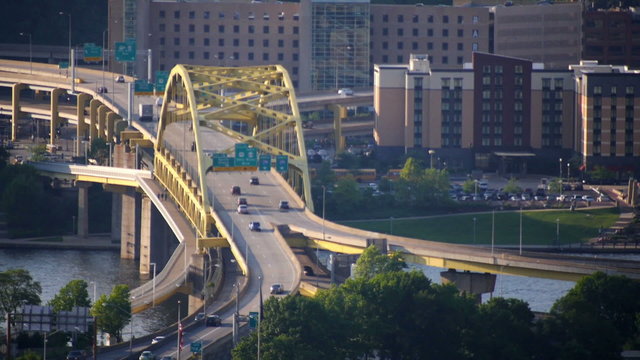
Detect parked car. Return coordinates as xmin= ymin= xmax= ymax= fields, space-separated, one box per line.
xmin=270 ymin=283 xmax=283 ymax=294
xmin=237 ymin=204 xmax=248 ymax=214
xmin=249 ymin=221 xmax=261 ymax=231
xmin=66 ymin=350 xmax=88 ymax=360
xmin=231 ymin=186 xmax=241 ymax=195
xmin=582 ymin=195 xmax=595 ymax=202
xmin=250 ymin=176 xmax=259 ymax=185
xmin=303 ymin=265 xmax=314 ymax=276
xmin=278 ymin=200 xmax=290 ymax=210
xmin=205 ymin=314 xmax=221 ymax=327
xmin=151 ymin=336 xmax=165 ymax=344
xmin=237 ymin=197 xmax=247 ymax=205
xmin=115 ymin=75 xmax=125 ymax=83
xmin=138 ymin=351 xmax=154 ymax=360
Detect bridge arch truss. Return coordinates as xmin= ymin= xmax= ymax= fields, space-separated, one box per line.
xmin=155 ymin=64 xmax=313 ymax=239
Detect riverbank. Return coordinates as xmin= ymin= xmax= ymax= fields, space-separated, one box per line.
xmin=0 ymin=234 xmax=119 ymax=251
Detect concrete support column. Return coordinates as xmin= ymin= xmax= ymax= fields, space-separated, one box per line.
xmin=76 ymin=93 xmax=92 ymax=156
xmin=98 ymin=105 xmax=108 ymax=140
xmin=11 ymin=83 xmax=25 ymax=141
xmin=76 ymin=181 xmax=92 ymax=238
xmin=139 ymin=196 xmax=152 ymax=275
xmin=120 ymin=188 xmax=138 ymax=260
xmin=111 ymin=192 xmax=122 ymax=241
xmin=331 ymin=104 xmax=347 ymax=153
xmin=440 ymin=270 xmax=496 ymax=303
xmin=50 ymin=88 xmax=65 ymax=145
xmin=89 ymin=99 xmax=101 ymax=141
xmin=106 ymin=112 xmax=118 ymax=142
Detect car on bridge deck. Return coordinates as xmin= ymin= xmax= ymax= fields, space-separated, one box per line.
xmin=98 ymin=86 xmax=108 ymax=94
xmin=66 ymin=350 xmax=88 ymax=360
xmin=303 ymin=265 xmax=314 ymax=276
xmin=206 ymin=314 xmax=221 ymax=326
xmin=237 ymin=197 xmax=247 ymax=205
xmin=278 ymin=200 xmax=290 ymax=211
xmin=270 ymin=283 xmax=283 ymax=294
xmin=138 ymin=351 xmax=154 ymax=360
xmin=231 ymin=186 xmax=241 ymax=195
xmin=249 ymin=221 xmax=261 ymax=231
xmin=151 ymin=336 xmax=165 ymax=344
xmin=250 ymin=176 xmax=260 ymax=185
xmin=237 ymin=204 xmax=248 ymax=214
xmin=115 ymin=75 xmax=125 ymax=83
xmin=194 ymin=312 xmax=206 ymax=322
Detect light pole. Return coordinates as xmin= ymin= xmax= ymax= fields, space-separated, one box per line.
xmin=257 ymin=275 xmax=263 ymax=360
xmin=320 ymin=185 xmax=326 ymax=286
xmin=474 ymin=179 xmax=478 ymax=197
xmin=150 ymin=263 xmax=156 ymax=307
xmin=519 ymin=207 xmax=523 ymax=255
xmin=102 ymin=29 xmax=108 ymax=89
xmin=390 ymin=216 xmax=394 ymax=235
xmin=19 ymin=32 xmax=32 ymax=75
xmin=89 ymin=281 xmax=97 ymax=303
xmin=59 ymin=11 xmax=72 ymax=65
xmin=491 ymin=209 xmax=495 ymax=257
xmin=177 ymin=300 xmax=182 ymax=359
xmin=567 ymin=162 xmax=570 ymax=181
xmin=108 ymin=142 xmax=112 ymax=167
xmin=473 ymin=217 xmax=477 ymax=244
xmin=428 ymin=149 xmax=436 ymax=169
xmin=559 ymin=158 xmax=563 ymax=179
xmin=556 ymin=218 xmax=560 ymax=246
xmin=43 ymin=330 xmax=61 ymax=360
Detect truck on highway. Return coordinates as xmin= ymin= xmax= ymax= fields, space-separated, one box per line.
xmin=139 ymin=104 xmax=153 ymax=122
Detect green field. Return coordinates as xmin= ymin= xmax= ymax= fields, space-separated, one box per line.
xmin=339 ymin=208 xmax=620 ymax=246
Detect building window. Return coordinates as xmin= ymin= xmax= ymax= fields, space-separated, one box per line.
xmin=442 ymin=29 xmax=449 ymax=37
xmin=278 ymin=26 xmax=284 ymax=34
xmin=263 ymin=53 xmax=269 ymax=61
xmin=443 ymin=15 xmax=449 ymax=23
xmin=458 ymin=15 xmax=463 ymax=24
xmin=457 ymin=29 xmax=463 ymax=37
xmin=427 ymin=42 xmax=433 ymax=50
xmin=204 ymin=11 xmax=210 ymax=19
xmin=293 ymin=26 xmax=299 ymax=34
xmin=397 ymin=14 xmax=404 ymax=22
xmin=189 ymin=24 xmax=195 ymax=33
xmin=428 ymin=15 xmax=434 ymax=23
xmin=263 ymin=26 xmax=269 ymax=34
xmin=174 ymin=51 xmax=180 ymax=59
xmin=515 ymin=65 xmax=523 ymax=74
xmin=472 ymin=29 xmax=479 ymax=38
xmin=204 ymin=51 xmax=209 ymax=60
xmin=248 ymin=53 xmax=254 ymax=60
xmin=383 ymin=28 xmax=388 ymax=36
xmin=278 ymin=39 xmax=284 ymax=47
xmin=383 ymin=14 xmax=388 ymax=22
xmin=626 ymin=86 xmax=634 ymax=94
xmin=204 ymin=38 xmax=210 ymax=46
xmin=263 ymin=39 xmax=269 ymax=47
xmin=293 ymin=40 xmax=299 ymax=48
xmin=412 ymin=28 xmax=419 ymax=36
xmin=248 ymin=39 xmax=254 ymax=47
xmin=204 ymin=25 xmax=210 ymax=33
xmin=188 ymin=38 xmax=195 ymax=46
xmin=188 ymin=51 xmax=194 ymax=59
xmin=159 ymin=37 xmax=165 ymax=45
xmin=218 ymin=25 xmax=224 ymax=33
xmin=397 ymin=42 xmax=403 ymax=50
xmin=473 ymin=15 xmax=479 ymax=24
xmin=442 ymin=56 xmax=448 ymax=64
xmin=442 ymin=43 xmax=448 ymax=50
xmin=397 ymin=28 xmax=404 ymax=36
xmin=174 ymin=38 xmax=180 ymax=46
xmin=412 ymin=42 xmax=418 ymax=50
xmin=159 ymin=10 xmax=165 ymax=18
xmin=457 ymin=43 xmax=463 ymax=51
xmin=174 ymin=11 xmax=180 ymax=19
xmin=218 ymin=39 xmax=224 ymax=46
xmin=413 ymin=15 xmax=419 ymax=23
xmin=472 ymin=43 xmax=478 ymax=51
xmin=427 ymin=29 xmax=433 ymax=37
xmin=233 ymin=39 xmax=239 ymax=46
xmin=397 ymin=55 xmax=403 ymax=63
xmin=189 ymin=11 xmax=195 ymax=19
xmin=159 ymin=24 xmax=165 ymax=32
xmin=249 ymin=25 xmax=255 ymax=34
xmin=278 ymin=53 xmax=284 ymax=61
xmin=174 ymin=24 xmax=180 ymax=32
xmin=594 ymin=86 xmax=602 ymax=95
xmin=383 ymin=42 xmax=388 ymax=50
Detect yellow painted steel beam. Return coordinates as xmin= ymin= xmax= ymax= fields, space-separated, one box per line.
xmin=75 ymin=175 xmax=139 ymax=187
xmin=197 ymin=237 xmax=229 ymax=250
xmin=129 ymin=138 xmax=154 ymax=148
xmin=121 ymin=130 xmax=143 ymax=143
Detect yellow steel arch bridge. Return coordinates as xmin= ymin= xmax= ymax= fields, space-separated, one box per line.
xmin=153 ymin=64 xmax=313 ymax=245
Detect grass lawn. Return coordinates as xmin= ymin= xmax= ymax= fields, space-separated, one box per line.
xmin=339 ymin=207 xmax=620 ymax=246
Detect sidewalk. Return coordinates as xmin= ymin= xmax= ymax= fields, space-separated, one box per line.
xmin=0 ymin=234 xmax=119 ymax=250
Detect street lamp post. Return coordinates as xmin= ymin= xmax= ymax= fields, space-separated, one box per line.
xmin=567 ymin=162 xmax=570 ymax=181
xmin=59 ymin=12 xmax=72 ymax=65
xmin=473 ymin=217 xmax=477 ymax=244
xmin=491 ymin=209 xmax=495 ymax=257
xmin=19 ymin=32 xmax=32 ymax=75
xmin=428 ymin=149 xmax=436 ymax=169
xmin=177 ymin=300 xmax=182 ymax=359
xmin=90 ymin=281 xmax=97 ymax=303
xmin=150 ymin=263 xmax=156 ymax=307
xmin=519 ymin=207 xmax=523 ymax=255
xmin=556 ymin=218 xmax=560 ymax=246
xmin=559 ymin=158 xmax=563 ymax=179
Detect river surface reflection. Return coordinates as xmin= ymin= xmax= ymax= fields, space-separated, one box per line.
xmin=0 ymin=248 xmax=174 ymax=339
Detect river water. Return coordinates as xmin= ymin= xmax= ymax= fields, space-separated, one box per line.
xmin=0 ymin=248 xmax=175 ymax=340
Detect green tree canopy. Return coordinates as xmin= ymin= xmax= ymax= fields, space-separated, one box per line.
xmin=0 ymin=269 xmax=42 ymax=323
xmin=48 ymin=280 xmax=91 ymax=313
xmin=353 ymin=245 xmax=405 ymax=280
xmin=90 ymin=284 xmax=131 ymax=343
xmin=503 ymin=178 xmax=522 ymax=194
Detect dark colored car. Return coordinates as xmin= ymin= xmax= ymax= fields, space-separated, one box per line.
xmin=270 ymin=283 xmax=283 ymax=294
xmin=249 ymin=221 xmax=261 ymax=231
xmin=237 ymin=197 xmax=247 ymax=205
xmin=98 ymin=86 xmax=108 ymax=93
xmin=231 ymin=186 xmax=241 ymax=195
xmin=206 ymin=314 xmax=221 ymax=326
xmin=67 ymin=350 xmax=88 ymax=360
xmin=250 ymin=176 xmax=259 ymax=185
xmin=278 ymin=200 xmax=290 ymax=211
xmin=303 ymin=265 xmax=314 ymax=276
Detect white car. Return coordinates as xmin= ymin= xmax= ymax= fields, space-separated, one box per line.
xmin=338 ymin=88 xmax=354 ymax=96
xmin=582 ymin=195 xmax=595 ymax=202
xmin=151 ymin=336 xmax=165 ymax=344
xmin=115 ymin=75 xmax=125 ymax=83
xmin=155 ymin=97 xmax=163 ymax=106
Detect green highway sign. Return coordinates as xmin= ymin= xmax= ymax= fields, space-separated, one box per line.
xmin=235 ymin=143 xmax=257 ymax=167
xmin=213 ymin=153 xmax=230 ymax=168
xmin=134 ymin=80 xmax=154 ymax=95
xmin=83 ymin=43 xmax=102 ymax=62
xmin=155 ymin=70 xmax=169 ymax=92
xmin=276 ymin=155 xmax=288 ymax=172
xmin=58 ymin=61 xmax=69 ymax=69
xmin=249 ymin=312 xmax=259 ymax=328
xmin=115 ymin=40 xmax=136 ymax=62
xmin=190 ymin=340 xmax=202 ymax=354
xmin=259 ymin=154 xmax=271 ymax=171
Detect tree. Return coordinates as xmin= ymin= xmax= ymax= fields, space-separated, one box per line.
xmin=89 ymin=138 xmax=109 ymax=165
xmin=90 ymin=284 xmax=131 ymax=343
xmin=399 ymin=157 xmax=423 ymax=182
xmin=330 ymin=176 xmax=362 ymax=218
xmin=353 ymin=245 xmax=405 ymax=280
xmin=470 ymin=298 xmax=538 ymax=360
xmin=0 ymin=269 xmax=42 ymax=323
xmin=28 ymin=144 xmax=47 ymax=162
xmin=589 ymin=165 xmax=615 ymax=184
xmin=540 ymin=272 xmax=640 ymax=360
xmin=462 ymin=179 xmax=476 ymax=194
xmin=49 ymin=280 xmax=91 ymax=313
xmin=503 ymin=177 xmax=522 ymax=194
xmin=548 ymin=178 xmax=562 ymax=194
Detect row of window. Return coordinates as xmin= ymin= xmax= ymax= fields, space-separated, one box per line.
xmin=592 ymin=144 xmax=634 ymax=157
xmin=159 ymin=37 xmax=300 ymax=49
xmin=593 ymin=85 xmax=635 ymax=95
xmin=378 ymin=55 xmax=465 ymax=65
xmin=375 ymin=14 xmax=481 ymax=25
xmin=542 ymin=78 xmax=565 ymax=89
xmin=375 ymin=41 xmax=476 ymax=52
xmin=160 ymin=50 xmax=300 ymax=65
xmin=375 ymin=28 xmax=480 ymax=38
xmin=159 ymin=23 xmax=299 ymax=35
xmin=159 ymin=10 xmax=299 ymax=21
xmin=480 ymin=101 xmax=525 ymax=111
xmin=482 ymin=64 xmax=524 ymax=74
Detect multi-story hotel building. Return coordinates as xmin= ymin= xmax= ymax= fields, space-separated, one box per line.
xmin=582 ymin=7 xmax=640 ymax=70
xmin=107 ymin=0 xmax=580 ymax=93
xmin=374 ymin=52 xmax=577 ymax=173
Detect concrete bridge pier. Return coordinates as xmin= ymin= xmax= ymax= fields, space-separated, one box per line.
xmin=440 ymin=269 xmax=496 ymax=303
xmin=120 ymin=188 xmax=140 ymax=260
xmin=11 ymin=83 xmax=25 ymax=141
xmin=49 ymin=88 xmax=65 ymax=145
xmin=76 ymin=181 xmax=92 ymax=238
xmin=110 ymin=192 xmax=121 ymax=242
xmin=188 ymin=253 xmax=206 ymax=315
